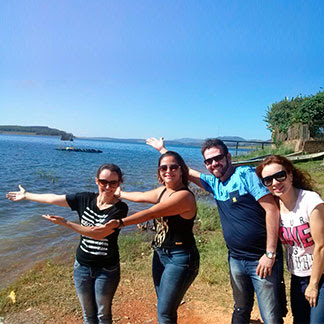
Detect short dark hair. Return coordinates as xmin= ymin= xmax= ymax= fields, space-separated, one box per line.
xmin=201 ymin=138 xmax=229 ymax=156
xmin=157 ymin=151 xmax=189 ymax=187
xmin=96 ymin=163 xmax=123 ymax=182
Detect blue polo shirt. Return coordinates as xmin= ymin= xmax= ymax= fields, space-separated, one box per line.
xmin=200 ymin=166 xmax=272 ymax=260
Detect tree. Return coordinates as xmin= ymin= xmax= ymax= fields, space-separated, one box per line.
xmin=265 ymin=96 xmax=303 ymax=133
xmin=265 ymin=91 xmax=324 ymax=142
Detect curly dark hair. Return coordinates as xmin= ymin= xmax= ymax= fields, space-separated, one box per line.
xmin=256 ymin=155 xmax=314 ymax=191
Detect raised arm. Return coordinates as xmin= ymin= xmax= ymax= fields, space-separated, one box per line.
xmin=116 ymin=186 xmax=164 ymax=204
xmin=256 ymin=193 xmax=280 ymax=278
xmin=6 ymin=185 xmax=69 ymax=207
xmin=305 ymin=203 xmax=324 ymax=307
xmin=146 ymin=137 xmax=168 ymax=154
xmin=92 ymin=190 xmax=196 ymax=239
xmin=146 ymin=137 xmax=204 ymax=189
xmin=42 ymin=215 xmax=115 ymax=239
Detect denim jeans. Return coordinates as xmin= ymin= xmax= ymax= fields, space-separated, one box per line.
xmin=153 ymin=246 xmax=200 ymax=324
xmin=229 ymin=255 xmax=284 ymax=324
xmin=73 ymin=260 xmax=120 ymax=324
xmin=290 ymin=274 xmax=324 ymax=324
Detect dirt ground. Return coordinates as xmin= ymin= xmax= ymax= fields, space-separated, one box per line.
xmin=3 ymin=276 xmax=293 ymax=324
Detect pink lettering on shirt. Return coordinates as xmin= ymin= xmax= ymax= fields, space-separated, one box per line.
xmin=279 ymin=223 xmax=313 ymax=248
xmin=297 ymin=223 xmax=313 ymax=248
xmin=279 ymin=227 xmax=291 ymax=246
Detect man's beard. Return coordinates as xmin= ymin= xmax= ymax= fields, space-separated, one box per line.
xmin=214 ymin=157 xmax=229 ymax=178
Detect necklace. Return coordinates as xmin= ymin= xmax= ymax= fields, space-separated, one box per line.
xmin=97 ymin=196 xmax=118 ymax=210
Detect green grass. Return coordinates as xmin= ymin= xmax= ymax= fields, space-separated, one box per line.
xmin=0 ymin=257 xmax=79 ymax=316
xmin=233 ymin=145 xmax=295 ymax=161
xmin=196 ymin=201 xmax=221 ymax=231
xmin=294 ymin=160 xmax=324 ymax=196
xmin=195 ymin=203 xmax=229 ymax=285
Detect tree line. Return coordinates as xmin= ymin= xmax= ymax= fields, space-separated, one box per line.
xmin=0 ymin=125 xmax=74 ymax=138
xmin=265 ymin=91 xmax=324 ymax=141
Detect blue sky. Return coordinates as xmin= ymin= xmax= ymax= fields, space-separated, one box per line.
xmin=1 ymin=1 xmax=323 ymax=140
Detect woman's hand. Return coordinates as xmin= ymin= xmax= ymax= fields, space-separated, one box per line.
xmin=305 ymin=283 xmax=319 ymax=307
xmin=114 ymin=187 xmax=121 ymax=199
xmin=105 ymin=219 xmax=120 ymax=230
xmin=146 ymin=137 xmax=167 ymax=154
xmin=42 ymin=214 xmax=67 ymax=226
xmin=6 ymin=185 xmax=26 ymax=201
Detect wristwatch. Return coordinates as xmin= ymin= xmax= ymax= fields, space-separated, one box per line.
xmin=265 ymin=251 xmax=276 ymax=259
xmin=117 ymin=219 xmax=124 ymax=229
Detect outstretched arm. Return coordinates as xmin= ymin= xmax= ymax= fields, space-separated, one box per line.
xmin=42 ymin=215 xmax=115 ymax=239
xmin=115 ymin=186 xmax=164 ymax=204
xmin=256 ymin=194 xmax=280 ymax=279
xmin=146 ymin=137 xmax=205 ymax=189
xmin=92 ymin=190 xmax=196 ymax=239
xmin=305 ymin=204 xmax=324 ymax=307
xmin=6 ymin=185 xmax=69 ymax=207
xmin=146 ymin=137 xmax=168 ymax=154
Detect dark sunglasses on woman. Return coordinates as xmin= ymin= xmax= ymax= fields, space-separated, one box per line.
xmin=159 ymin=164 xmax=180 ymax=172
xmin=97 ymin=179 xmax=120 ymax=187
xmin=261 ymin=170 xmax=287 ymax=187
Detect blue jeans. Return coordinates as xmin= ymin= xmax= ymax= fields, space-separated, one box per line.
xmin=291 ymin=274 xmax=324 ymax=324
xmin=229 ymin=255 xmax=284 ymax=324
xmin=73 ymin=260 xmax=120 ymax=324
xmin=153 ymin=246 xmax=200 ymax=324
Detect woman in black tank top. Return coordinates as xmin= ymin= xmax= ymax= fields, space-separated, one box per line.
xmin=88 ymin=151 xmax=200 ymax=324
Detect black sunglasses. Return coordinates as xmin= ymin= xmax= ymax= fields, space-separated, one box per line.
xmin=204 ymin=154 xmax=225 ymax=166
xmin=261 ymin=170 xmax=287 ymax=187
xmin=159 ymin=164 xmax=180 ymax=172
xmin=97 ymin=179 xmax=120 ymax=187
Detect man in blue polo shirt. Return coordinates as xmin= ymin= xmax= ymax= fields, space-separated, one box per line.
xmin=147 ymin=137 xmax=285 ymax=324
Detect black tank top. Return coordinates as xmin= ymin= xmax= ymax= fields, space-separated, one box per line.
xmin=152 ymin=187 xmax=196 ymax=249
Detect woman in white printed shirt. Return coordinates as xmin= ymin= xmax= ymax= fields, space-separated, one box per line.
xmin=256 ymin=155 xmax=324 ymax=324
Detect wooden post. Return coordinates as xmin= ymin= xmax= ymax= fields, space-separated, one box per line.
xmin=235 ymin=142 xmax=239 ymax=156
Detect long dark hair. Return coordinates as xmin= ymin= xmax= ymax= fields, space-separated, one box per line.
xmin=256 ymin=155 xmax=314 ymax=191
xmin=157 ymin=151 xmax=189 ymax=187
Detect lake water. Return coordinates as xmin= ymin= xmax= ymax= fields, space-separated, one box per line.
xmin=0 ymin=134 xmax=249 ymax=288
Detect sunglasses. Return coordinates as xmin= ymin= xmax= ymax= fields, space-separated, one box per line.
xmin=204 ymin=154 xmax=225 ymax=166
xmin=97 ymin=179 xmax=120 ymax=187
xmin=159 ymin=164 xmax=180 ymax=172
xmin=261 ymin=170 xmax=287 ymax=187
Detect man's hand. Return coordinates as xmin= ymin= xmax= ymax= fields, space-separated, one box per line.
xmin=146 ymin=137 xmax=167 ymax=154
xmin=256 ymin=254 xmax=275 ymax=279
xmin=6 ymin=185 xmax=26 ymax=202
xmin=305 ymin=283 xmax=319 ymax=307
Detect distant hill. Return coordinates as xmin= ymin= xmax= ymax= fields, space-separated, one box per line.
xmin=81 ymin=136 xmax=268 ymax=147
xmin=168 ymin=136 xmax=247 ymax=147
xmin=0 ymin=125 xmax=74 ymax=138
xmin=1 ymin=126 xmax=269 ymax=145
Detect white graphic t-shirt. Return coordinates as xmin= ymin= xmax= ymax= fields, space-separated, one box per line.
xmin=279 ymin=189 xmax=324 ymax=277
